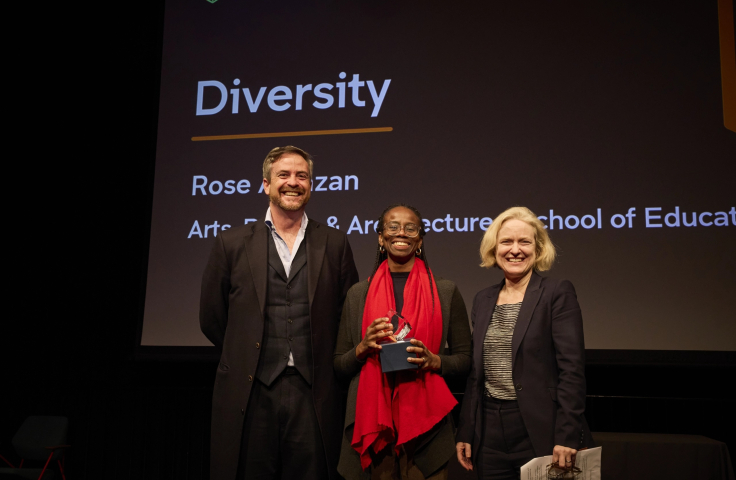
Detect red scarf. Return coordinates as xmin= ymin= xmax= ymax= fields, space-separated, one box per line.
xmin=351 ymin=259 xmax=457 ymax=470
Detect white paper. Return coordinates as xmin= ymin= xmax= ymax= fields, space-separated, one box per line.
xmin=520 ymin=447 xmax=601 ymax=480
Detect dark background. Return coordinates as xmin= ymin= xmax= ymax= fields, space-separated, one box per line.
xmin=3 ymin=1 xmax=734 ymax=479
xmin=142 ymin=0 xmax=736 ymax=350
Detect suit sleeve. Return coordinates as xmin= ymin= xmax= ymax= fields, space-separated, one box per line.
xmin=550 ymin=280 xmax=587 ymax=448
xmin=455 ymin=291 xmax=481 ymax=444
xmin=199 ymin=233 xmax=231 ymax=350
xmin=438 ymin=285 xmax=472 ymax=378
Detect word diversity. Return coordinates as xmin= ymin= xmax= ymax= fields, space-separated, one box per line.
xmin=186 ymin=207 xmax=735 ymax=239
xmin=196 ymin=72 xmax=391 ymax=117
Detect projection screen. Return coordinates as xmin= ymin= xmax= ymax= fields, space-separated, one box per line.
xmin=140 ymin=0 xmax=736 ymax=353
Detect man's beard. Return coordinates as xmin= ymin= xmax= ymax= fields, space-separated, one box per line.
xmin=270 ymin=188 xmax=310 ymax=211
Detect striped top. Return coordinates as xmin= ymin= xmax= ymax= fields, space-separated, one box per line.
xmin=483 ymin=302 xmax=522 ymax=400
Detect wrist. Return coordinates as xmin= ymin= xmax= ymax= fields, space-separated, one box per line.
xmin=430 ymin=355 xmax=442 ymax=371
xmin=355 ymin=344 xmax=367 ymax=360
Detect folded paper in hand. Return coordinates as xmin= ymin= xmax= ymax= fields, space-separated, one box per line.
xmin=520 ymin=447 xmax=601 ymax=480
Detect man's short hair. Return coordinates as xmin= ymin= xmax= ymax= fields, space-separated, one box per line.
xmin=262 ymin=146 xmax=314 ymax=181
xmin=479 ymin=206 xmax=556 ymax=271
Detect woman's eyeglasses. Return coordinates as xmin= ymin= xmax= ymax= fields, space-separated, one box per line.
xmin=384 ymin=222 xmax=420 ymax=237
xmin=546 ymin=463 xmax=581 ymax=479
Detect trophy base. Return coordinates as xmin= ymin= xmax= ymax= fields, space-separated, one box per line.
xmin=380 ymin=339 xmax=419 ymax=373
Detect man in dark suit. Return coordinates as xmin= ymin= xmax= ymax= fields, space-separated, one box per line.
xmin=200 ymin=146 xmax=359 ymax=480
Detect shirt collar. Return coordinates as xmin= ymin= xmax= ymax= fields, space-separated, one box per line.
xmin=265 ymin=207 xmax=308 ymax=234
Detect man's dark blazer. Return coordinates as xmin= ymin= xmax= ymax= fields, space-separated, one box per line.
xmin=200 ymin=217 xmax=359 ymax=480
xmin=456 ymin=271 xmax=594 ymax=460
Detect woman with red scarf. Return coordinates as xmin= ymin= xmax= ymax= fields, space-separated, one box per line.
xmin=334 ymin=204 xmax=472 ymax=480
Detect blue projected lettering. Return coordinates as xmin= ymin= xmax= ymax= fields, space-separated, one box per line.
xmin=196 ymin=73 xmax=391 ymax=117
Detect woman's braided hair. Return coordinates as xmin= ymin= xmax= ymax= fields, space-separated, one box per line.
xmin=369 ymin=204 xmax=435 ymax=304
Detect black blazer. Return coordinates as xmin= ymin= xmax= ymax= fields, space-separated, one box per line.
xmin=200 ymin=218 xmax=359 ymax=480
xmin=456 ymin=272 xmax=594 ymax=458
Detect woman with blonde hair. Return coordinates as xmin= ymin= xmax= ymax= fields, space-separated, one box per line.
xmin=456 ymin=206 xmax=594 ymax=480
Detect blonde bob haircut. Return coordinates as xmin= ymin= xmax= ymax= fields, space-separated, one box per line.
xmin=479 ymin=206 xmax=556 ymax=271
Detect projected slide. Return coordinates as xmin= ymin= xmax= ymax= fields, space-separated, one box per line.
xmin=141 ymin=1 xmax=735 ymax=350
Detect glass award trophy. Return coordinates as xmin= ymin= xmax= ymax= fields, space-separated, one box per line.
xmin=379 ymin=310 xmax=419 ymax=372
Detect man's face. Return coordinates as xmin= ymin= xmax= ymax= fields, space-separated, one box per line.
xmin=263 ymin=153 xmax=312 ymax=212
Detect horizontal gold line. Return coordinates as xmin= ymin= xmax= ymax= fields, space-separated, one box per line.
xmin=191 ymin=127 xmax=393 ymax=141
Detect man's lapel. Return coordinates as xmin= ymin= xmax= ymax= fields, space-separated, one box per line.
xmin=288 ymin=242 xmax=307 ymax=282
xmin=245 ymin=221 xmax=269 ymax=315
xmin=306 ymin=220 xmax=327 ymax=306
xmin=266 ymin=233 xmax=288 ymax=283
xmin=511 ymin=272 xmax=543 ymax=367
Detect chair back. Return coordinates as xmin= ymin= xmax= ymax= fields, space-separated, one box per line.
xmin=12 ymin=416 xmax=68 ymax=461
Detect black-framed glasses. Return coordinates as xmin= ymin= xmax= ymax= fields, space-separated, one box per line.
xmin=383 ymin=222 xmax=420 ymax=237
xmin=546 ymin=463 xmax=581 ymax=479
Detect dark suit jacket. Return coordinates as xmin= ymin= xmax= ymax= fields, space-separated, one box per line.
xmin=456 ymin=272 xmax=594 ymax=460
xmin=200 ymin=217 xmax=359 ymax=480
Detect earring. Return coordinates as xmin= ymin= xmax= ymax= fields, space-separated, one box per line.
xmin=416 ymin=248 xmax=422 ymax=256
xmin=380 ymin=245 xmax=385 ymax=253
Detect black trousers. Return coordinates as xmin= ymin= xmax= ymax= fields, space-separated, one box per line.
xmin=477 ymin=396 xmax=536 ymax=480
xmin=237 ymin=367 xmax=327 ymax=480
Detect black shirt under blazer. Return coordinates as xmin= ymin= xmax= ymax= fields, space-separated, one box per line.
xmin=456 ymin=272 xmax=595 ymax=460
xmin=333 ymin=277 xmax=472 ymax=479
xmin=200 ymin=218 xmax=359 ymax=480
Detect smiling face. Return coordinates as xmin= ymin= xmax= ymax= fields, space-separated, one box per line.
xmin=263 ymin=153 xmax=311 ymax=212
xmin=378 ymin=207 xmax=424 ymax=272
xmin=495 ymin=219 xmax=537 ymax=281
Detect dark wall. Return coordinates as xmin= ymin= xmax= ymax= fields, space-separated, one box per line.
xmin=4 ymin=1 xmax=734 ymax=479
xmin=6 ymin=360 xmax=734 ymax=479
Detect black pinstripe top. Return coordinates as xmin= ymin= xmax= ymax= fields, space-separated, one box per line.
xmin=483 ymin=302 xmax=522 ymax=400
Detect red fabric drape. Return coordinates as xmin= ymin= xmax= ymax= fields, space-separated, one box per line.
xmin=351 ymin=259 xmax=457 ymax=470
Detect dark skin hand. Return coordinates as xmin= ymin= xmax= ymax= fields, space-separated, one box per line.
xmin=356 ymin=317 xmax=394 ymax=360
xmin=406 ymin=339 xmax=441 ymax=370
xmin=356 ymin=322 xmax=442 ymax=372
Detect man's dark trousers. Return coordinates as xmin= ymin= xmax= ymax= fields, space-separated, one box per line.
xmin=200 ymin=218 xmax=359 ymax=480
xmin=237 ymin=235 xmax=325 ymax=479
xmin=238 ymin=369 xmax=326 ymax=480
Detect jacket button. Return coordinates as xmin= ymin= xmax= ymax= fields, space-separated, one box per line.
xmin=248 ymin=375 xmax=253 ymax=382
xmin=515 ymin=384 xmax=523 ymax=391
xmin=255 ymin=342 xmax=260 ymax=349
xmin=286 ymin=302 xmax=291 ymax=307
xmin=288 ymin=336 xmax=293 ymax=342
xmin=288 ymin=318 xmax=293 ymax=324
xmin=287 ymin=285 xmax=292 ymax=289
